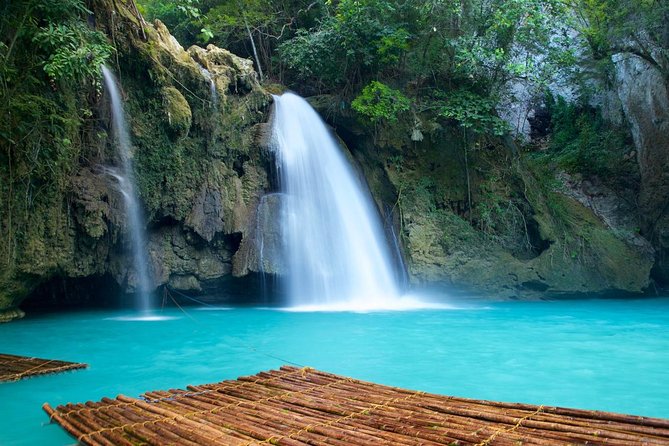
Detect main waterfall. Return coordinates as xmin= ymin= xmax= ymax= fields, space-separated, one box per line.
xmin=271 ymin=92 xmax=401 ymax=309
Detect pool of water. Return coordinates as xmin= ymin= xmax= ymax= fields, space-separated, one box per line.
xmin=1 ymin=296 xmax=669 ymax=445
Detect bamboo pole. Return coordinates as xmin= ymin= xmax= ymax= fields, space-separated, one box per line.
xmin=43 ymin=366 xmax=669 ymax=446
xmin=0 ymin=354 xmax=86 ymax=381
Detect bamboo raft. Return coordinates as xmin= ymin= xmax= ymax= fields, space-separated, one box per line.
xmin=0 ymin=353 xmax=87 ymax=382
xmin=44 ymin=365 xmax=669 ymax=445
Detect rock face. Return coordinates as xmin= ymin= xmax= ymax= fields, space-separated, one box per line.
xmin=393 ymin=153 xmax=653 ymax=297
xmin=311 ymin=95 xmax=654 ymax=298
xmin=612 ymin=53 xmax=669 ymax=283
xmin=0 ymin=0 xmax=273 ymax=321
xmin=232 ymin=193 xmax=287 ymax=277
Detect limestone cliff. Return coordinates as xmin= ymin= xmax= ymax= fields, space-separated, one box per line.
xmin=611 ymin=53 xmax=669 ymax=284
xmin=311 ymin=96 xmax=655 ymax=298
xmin=0 ymin=0 xmax=272 ymax=321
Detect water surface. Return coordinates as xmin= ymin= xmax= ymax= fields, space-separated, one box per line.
xmin=1 ymin=297 xmax=668 ymax=445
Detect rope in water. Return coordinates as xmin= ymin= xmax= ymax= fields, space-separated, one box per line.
xmin=165 ymin=286 xmax=219 ymax=307
xmin=161 ymin=286 xmax=305 ymax=367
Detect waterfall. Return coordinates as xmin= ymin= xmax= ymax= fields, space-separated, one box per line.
xmin=101 ymin=66 xmax=154 ymax=313
xmin=197 ymin=65 xmax=218 ymax=108
xmin=271 ymin=92 xmax=402 ymax=309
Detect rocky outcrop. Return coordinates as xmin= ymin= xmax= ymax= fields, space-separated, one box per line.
xmin=188 ymin=45 xmax=258 ymax=94
xmin=0 ymin=0 xmax=273 ymax=320
xmin=557 ymin=173 xmax=653 ymax=254
xmin=395 ymin=155 xmax=654 ymax=297
xmin=612 ymin=53 xmax=669 ymax=283
xmin=311 ymin=95 xmax=654 ymax=298
xmin=232 ymin=193 xmax=287 ymax=277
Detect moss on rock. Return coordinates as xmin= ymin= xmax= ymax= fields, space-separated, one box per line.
xmin=313 ymin=96 xmax=654 ymax=298
xmin=162 ymin=86 xmax=192 ymax=137
xmin=0 ymin=0 xmax=273 ymax=321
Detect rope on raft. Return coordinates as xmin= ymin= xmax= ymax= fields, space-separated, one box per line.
xmin=43 ymin=366 xmax=669 ymax=446
xmin=0 ymin=354 xmax=87 ymax=382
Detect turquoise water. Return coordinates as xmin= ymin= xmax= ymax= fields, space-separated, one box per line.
xmin=1 ymin=297 xmax=669 ymax=445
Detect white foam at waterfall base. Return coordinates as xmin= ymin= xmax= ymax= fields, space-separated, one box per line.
xmin=106 ymin=315 xmax=180 ymax=322
xmin=272 ymin=92 xmax=439 ymax=310
xmin=280 ymin=295 xmax=460 ymax=313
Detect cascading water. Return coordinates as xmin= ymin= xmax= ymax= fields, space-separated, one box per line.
xmin=197 ymin=64 xmax=218 ymax=108
xmin=101 ymin=66 xmax=154 ymax=313
xmin=271 ymin=92 xmax=402 ymax=309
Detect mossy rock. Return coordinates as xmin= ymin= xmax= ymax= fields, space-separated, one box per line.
xmin=335 ymin=106 xmax=654 ymax=297
xmin=0 ymin=0 xmax=273 ymax=319
xmin=162 ymin=86 xmax=192 ymax=137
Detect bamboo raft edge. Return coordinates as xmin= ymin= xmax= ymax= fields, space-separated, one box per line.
xmin=0 ymin=353 xmax=88 ymax=382
xmin=43 ymin=365 xmax=669 ymax=446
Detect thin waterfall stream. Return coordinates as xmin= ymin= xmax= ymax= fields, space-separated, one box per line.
xmin=101 ymin=66 xmax=154 ymax=314
xmin=197 ymin=64 xmax=218 ymax=108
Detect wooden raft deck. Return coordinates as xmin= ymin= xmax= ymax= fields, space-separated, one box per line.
xmin=44 ymin=365 xmax=669 ymax=446
xmin=0 ymin=353 xmax=87 ymax=382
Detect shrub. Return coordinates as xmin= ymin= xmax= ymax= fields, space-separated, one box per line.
xmin=351 ymin=81 xmax=411 ymax=124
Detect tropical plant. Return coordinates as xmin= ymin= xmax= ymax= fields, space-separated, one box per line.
xmin=351 ymin=81 xmax=411 ymax=124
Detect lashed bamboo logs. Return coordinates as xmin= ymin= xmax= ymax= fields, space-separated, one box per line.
xmin=43 ymin=365 xmax=669 ymax=445
xmin=0 ymin=353 xmax=87 ymax=382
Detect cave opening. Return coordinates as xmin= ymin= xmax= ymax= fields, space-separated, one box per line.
xmin=21 ymin=274 xmax=124 ymax=313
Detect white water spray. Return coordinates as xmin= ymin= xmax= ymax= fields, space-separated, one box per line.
xmin=102 ymin=66 xmax=154 ymax=313
xmin=271 ymin=92 xmax=405 ymax=310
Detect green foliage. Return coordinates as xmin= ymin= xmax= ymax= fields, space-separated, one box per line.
xmin=279 ymin=22 xmax=344 ymax=88
xmin=351 ymin=81 xmax=410 ymax=124
xmin=201 ymin=0 xmax=277 ymax=42
xmin=434 ymin=89 xmax=508 ymax=136
xmin=408 ymin=0 xmax=572 ymax=93
xmin=376 ymin=28 xmax=410 ymax=64
xmin=1 ymin=0 xmax=112 ymax=85
xmin=276 ymin=0 xmax=578 ymax=141
xmin=544 ymin=94 xmax=632 ymax=178
xmin=475 ymin=171 xmax=534 ymax=256
xmin=0 ymin=0 xmax=110 ymax=268
xmin=138 ymin=0 xmax=208 ymax=44
xmin=279 ymin=0 xmax=410 ymax=90
xmin=33 ymin=23 xmax=113 ymax=82
xmin=575 ymin=0 xmax=669 ymax=65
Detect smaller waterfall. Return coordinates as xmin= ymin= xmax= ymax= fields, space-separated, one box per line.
xmin=102 ymin=66 xmax=154 ymax=313
xmin=198 ymin=65 xmax=218 ymax=108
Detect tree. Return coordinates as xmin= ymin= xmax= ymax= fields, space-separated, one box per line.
xmin=279 ymin=0 xmax=411 ymax=92
xmin=137 ymin=0 xmax=209 ymax=45
xmin=0 ymin=0 xmax=113 ymax=265
xmin=573 ymin=0 xmax=669 ymax=78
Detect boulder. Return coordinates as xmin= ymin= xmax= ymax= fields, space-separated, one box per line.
xmin=232 ymin=193 xmax=287 ymax=277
